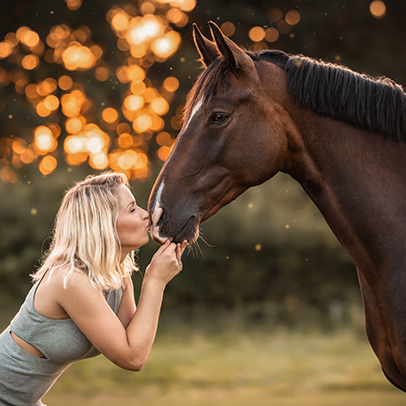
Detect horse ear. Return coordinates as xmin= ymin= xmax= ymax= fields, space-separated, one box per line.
xmin=208 ymin=21 xmax=254 ymax=73
xmin=192 ymin=23 xmax=219 ymax=67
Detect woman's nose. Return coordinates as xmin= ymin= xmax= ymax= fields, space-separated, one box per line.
xmin=141 ymin=208 xmax=149 ymax=220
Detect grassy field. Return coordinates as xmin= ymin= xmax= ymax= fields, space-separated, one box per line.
xmin=42 ymin=326 xmax=405 ymax=406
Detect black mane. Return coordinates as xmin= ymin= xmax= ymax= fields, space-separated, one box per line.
xmin=186 ymin=49 xmax=406 ymax=141
xmin=258 ymin=50 xmax=406 ymax=141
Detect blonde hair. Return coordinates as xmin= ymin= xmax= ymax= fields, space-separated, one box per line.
xmin=32 ymin=172 xmax=137 ymax=290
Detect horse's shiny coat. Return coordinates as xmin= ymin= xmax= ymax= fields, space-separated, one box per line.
xmin=148 ymin=22 xmax=406 ymax=391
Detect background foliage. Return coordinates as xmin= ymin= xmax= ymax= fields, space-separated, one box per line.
xmin=1 ymin=0 xmax=405 ymax=329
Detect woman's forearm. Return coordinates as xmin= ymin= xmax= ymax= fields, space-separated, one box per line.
xmin=124 ymin=277 xmax=166 ymax=370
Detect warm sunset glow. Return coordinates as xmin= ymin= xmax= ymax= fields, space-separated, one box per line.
xmin=0 ymin=0 xmax=197 ymax=182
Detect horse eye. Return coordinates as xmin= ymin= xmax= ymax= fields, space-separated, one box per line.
xmin=211 ymin=113 xmax=229 ymax=124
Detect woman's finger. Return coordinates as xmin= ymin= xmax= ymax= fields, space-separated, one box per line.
xmin=175 ymin=241 xmax=188 ymax=265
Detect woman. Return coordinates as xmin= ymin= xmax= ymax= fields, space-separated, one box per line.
xmin=0 ymin=172 xmax=187 ymax=405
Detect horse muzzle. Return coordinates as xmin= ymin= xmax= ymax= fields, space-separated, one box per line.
xmin=150 ymin=203 xmax=200 ymax=245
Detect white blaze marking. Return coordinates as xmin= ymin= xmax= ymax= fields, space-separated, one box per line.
xmin=151 ymin=181 xmax=164 ymax=227
xmin=184 ymin=95 xmax=204 ymax=132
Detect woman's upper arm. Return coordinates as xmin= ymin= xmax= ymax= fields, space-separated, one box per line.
xmin=117 ymin=276 xmax=136 ymax=328
xmin=57 ymin=274 xmax=139 ymax=370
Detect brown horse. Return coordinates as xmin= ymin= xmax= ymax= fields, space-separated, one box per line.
xmin=148 ymin=22 xmax=406 ymax=392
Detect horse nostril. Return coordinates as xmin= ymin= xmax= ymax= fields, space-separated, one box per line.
xmin=151 ymin=203 xmax=164 ymax=227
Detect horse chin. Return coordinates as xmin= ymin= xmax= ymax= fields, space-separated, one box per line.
xmin=172 ymin=216 xmax=199 ymax=244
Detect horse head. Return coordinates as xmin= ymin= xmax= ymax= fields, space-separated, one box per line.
xmin=148 ymin=22 xmax=300 ymax=244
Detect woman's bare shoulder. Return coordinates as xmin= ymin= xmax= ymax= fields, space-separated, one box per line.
xmin=35 ymin=268 xmax=97 ymax=319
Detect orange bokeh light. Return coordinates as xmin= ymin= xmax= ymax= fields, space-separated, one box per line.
xmin=34 ymin=126 xmax=57 ymax=154
xmin=370 ymin=1 xmax=386 ymax=18
xmin=157 ymin=145 xmax=172 ymax=161
xmin=285 ymin=10 xmax=301 ymax=25
xmin=58 ymin=75 xmax=73 ymax=90
xmin=163 ymin=76 xmax=179 ymax=92
xmin=21 ymin=30 xmax=40 ymax=48
xmin=64 ymin=0 xmax=83 ymax=11
xmin=44 ymin=95 xmax=60 ymax=111
xmin=0 ymin=42 xmax=13 ymax=59
xmin=149 ymin=97 xmax=169 ymax=115
xmin=249 ymin=27 xmax=266 ymax=42
xmin=0 ymin=0 xmax=198 ymax=183
xmin=12 ymin=138 xmax=27 ymax=154
xmin=66 ymin=117 xmax=84 ymax=134
xmin=21 ymin=54 xmax=40 ymax=70
xmin=156 ymin=131 xmax=172 ymax=146
xmin=124 ymin=95 xmax=144 ymax=111
xmin=39 ymin=155 xmax=57 ymax=175
xmin=62 ymin=42 xmax=96 ymax=70
xmin=265 ymin=28 xmax=279 ymax=43
xmin=102 ymin=107 xmax=119 ymax=123
xmin=151 ymin=31 xmax=181 ymax=58
xmin=112 ymin=11 xmax=130 ymax=31
xmin=61 ymin=90 xmax=85 ymax=117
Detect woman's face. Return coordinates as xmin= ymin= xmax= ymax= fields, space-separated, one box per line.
xmin=116 ymin=184 xmax=150 ymax=257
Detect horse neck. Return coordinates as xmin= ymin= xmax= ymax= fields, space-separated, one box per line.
xmin=289 ymin=113 xmax=406 ymax=277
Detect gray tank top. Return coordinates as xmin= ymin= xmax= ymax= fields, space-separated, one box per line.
xmin=0 ymin=274 xmax=124 ymax=406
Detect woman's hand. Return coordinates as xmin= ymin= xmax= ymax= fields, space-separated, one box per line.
xmin=145 ymin=240 xmax=188 ymax=287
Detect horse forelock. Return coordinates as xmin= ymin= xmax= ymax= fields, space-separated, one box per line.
xmin=184 ymin=57 xmax=232 ymax=125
